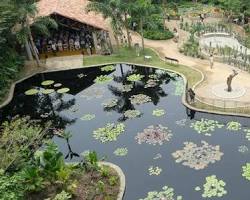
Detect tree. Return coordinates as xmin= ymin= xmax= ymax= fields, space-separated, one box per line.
xmin=218 ymin=0 xmax=241 ymax=18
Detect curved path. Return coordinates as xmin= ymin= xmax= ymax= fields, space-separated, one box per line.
xmin=130 ymin=20 xmax=250 ymax=107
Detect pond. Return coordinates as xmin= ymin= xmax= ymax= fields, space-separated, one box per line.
xmin=1 ymin=64 xmax=250 ymax=200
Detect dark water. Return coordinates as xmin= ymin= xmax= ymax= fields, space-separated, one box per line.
xmin=1 ymin=64 xmax=250 ymax=200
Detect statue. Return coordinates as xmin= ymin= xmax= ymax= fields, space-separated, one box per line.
xmin=226 ymin=70 xmax=238 ymax=92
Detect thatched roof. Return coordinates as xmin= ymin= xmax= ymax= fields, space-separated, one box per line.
xmin=37 ymin=0 xmax=108 ymax=30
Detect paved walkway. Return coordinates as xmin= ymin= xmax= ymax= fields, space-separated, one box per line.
xmin=130 ymin=19 xmax=250 ymax=107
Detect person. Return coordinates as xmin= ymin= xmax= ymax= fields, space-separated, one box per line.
xmin=209 ymin=53 xmax=214 ymax=69
xmin=188 ymin=88 xmax=195 ymax=103
xmin=132 ymin=22 xmax=137 ymax=31
xmin=51 ymin=42 xmax=57 ymax=56
xmin=173 ymin=28 xmax=179 ymax=43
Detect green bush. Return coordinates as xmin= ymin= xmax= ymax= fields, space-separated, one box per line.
xmin=143 ymin=29 xmax=174 ymax=40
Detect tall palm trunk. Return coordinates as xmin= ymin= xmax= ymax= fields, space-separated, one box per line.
xmin=28 ymin=28 xmax=41 ymax=67
xmin=162 ymin=0 xmax=167 ymax=30
xmin=124 ymin=13 xmax=131 ymax=48
xmin=25 ymin=39 xmax=33 ymax=61
xmin=140 ymin=18 xmax=145 ymax=54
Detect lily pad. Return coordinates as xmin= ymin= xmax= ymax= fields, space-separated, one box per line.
xmin=80 ymin=114 xmax=95 ymax=121
xmin=57 ymin=88 xmax=70 ymax=94
xmin=113 ymin=147 xmax=128 ymax=156
xmin=41 ymin=89 xmax=55 ymax=94
xmin=124 ymin=110 xmax=141 ymax=119
xmin=94 ymin=75 xmax=113 ymax=84
xmin=226 ymin=121 xmax=241 ymax=131
xmin=148 ymin=166 xmax=162 ymax=176
xmin=41 ymin=80 xmax=55 ymax=86
xmin=127 ymin=74 xmax=144 ymax=82
xmin=25 ymin=89 xmax=39 ymax=96
xmin=152 ymin=109 xmax=165 ymax=117
xmin=101 ymin=65 xmax=115 ymax=72
xmin=242 ymin=163 xmax=250 ymax=181
xmin=54 ymin=83 xmax=62 ymax=88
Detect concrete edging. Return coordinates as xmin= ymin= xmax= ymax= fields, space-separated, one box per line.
xmin=99 ymin=161 xmax=126 ymax=200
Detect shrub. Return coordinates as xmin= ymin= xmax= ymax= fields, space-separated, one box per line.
xmin=143 ymin=30 xmax=174 ymax=40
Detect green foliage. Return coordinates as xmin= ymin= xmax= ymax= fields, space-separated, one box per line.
xmin=82 ymin=151 xmax=99 ymax=172
xmin=97 ymin=180 xmax=105 ymax=193
xmin=152 ymin=109 xmax=165 ymax=117
xmin=127 ymin=74 xmax=144 ymax=82
xmin=108 ymin=176 xmax=118 ymax=186
xmin=143 ymin=29 xmax=174 ymax=40
xmin=180 ymin=34 xmax=203 ymax=58
xmin=101 ymin=65 xmax=115 ymax=72
xmin=100 ymin=166 xmax=110 ymax=177
xmin=242 ymin=163 xmax=250 ymax=181
xmin=113 ymin=147 xmax=128 ymax=156
xmin=94 ymin=75 xmax=113 ymax=84
xmin=226 ymin=121 xmax=241 ymax=131
xmin=52 ymin=190 xmax=72 ymax=200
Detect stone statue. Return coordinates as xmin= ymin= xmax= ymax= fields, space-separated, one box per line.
xmin=227 ymin=70 xmax=238 ymax=92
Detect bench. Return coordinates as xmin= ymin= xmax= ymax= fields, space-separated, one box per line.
xmin=165 ymin=56 xmax=179 ymax=64
xmin=144 ymin=55 xmax=152 ymax=61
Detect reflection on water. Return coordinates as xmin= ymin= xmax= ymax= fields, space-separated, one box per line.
xmin=1 ymin=64 xmax=250 ymax=200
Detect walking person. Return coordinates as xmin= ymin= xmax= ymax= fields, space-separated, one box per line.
xmin=209 ymin=53 xmax=214 ymax=69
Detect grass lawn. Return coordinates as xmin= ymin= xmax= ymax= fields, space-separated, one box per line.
xmin=83 ymin=47 xmax=202 ymax=88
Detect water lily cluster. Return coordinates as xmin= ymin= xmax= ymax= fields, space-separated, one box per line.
xmin=81 ymin=87 xmax=105 ymax=100
xmin=117 ymin=84 xmax=133 ymax=92
xmin=80 ymin=114 xmax=95 ymax=121
xmin=148 ymin=166 xmax=162 ymax=176
xmin=244 ymin=129 xmax=250 ymax=141
xmin=242 ymin=163 xmax=250 ymax=181
xmin=101 ymin=65 xmax=115 ymax=72
xmin=94 ymin=75 xmax=113 ymax=84
xmin=226 ymin=121 xmax=241 ymax=131
xmin=129 ymin=94 xmax=152 ymax=105
xmin=135 ymin=125 xmax=172 ymax=145
xmin=139 ymin=185 xmax=183 ymax=200
xmin=238 ymin=145 xmax=249 ymax=153
xmin=152 ymin=109 xmax=165 ymax=117
xmin=172 ymin=141 xmax=223 ymax=170
xmin=197 ymin=175 xmax=227 ymax=198
xmin=145 ymin=79 xmax=158 ymax=88
xmin=127 ymin=74 xmax=144 ymax=82
xmin=93 ymin=123 xmax=125 ymax=143
xmin=124 ymin=109 xmax=141 ymax=119
xmin=173 ymin=80 xmax=184 ymax=96
xmin=113 ymin=147 xmax=128 ymax=156
xmin=190 ymin=118 xmax=224 ymax=136
xmin=102 ymin=98 xmax=118 ymax=108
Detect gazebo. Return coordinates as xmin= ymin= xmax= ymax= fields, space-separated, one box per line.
xmin=35 ymin=0 xmax=112 ymax=57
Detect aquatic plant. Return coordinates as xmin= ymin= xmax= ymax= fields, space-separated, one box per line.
xmin=238 ymin=145 xmax=249 ymax=153
xmin=145 ymin=79 xmax=158 ymax=88
xmin=172 ymin=141 xmax=223 ymax=170
xmin=113 ymin=147 xmax=128 ymax=156
xmin=81 ymin=87 xmax=105 ymax=100
xmin=135 ymin=125 xmax=172 ymax=145
xmin=152 ymin=109 xmax=165 ymax=117
xmin=80 ymin=114 xmax=95 ymax=121
xmin=54 ymin=83 xmax=62 ymax=87
xmin=242 ymin=163 xmax=250 ymax=181
xmin=101 ymin=65 xmax=115 ymax=72
xmin=77 ymin=73 xmax=86 ymax=79
xmin=244 ymin=129 xmax=250 ymax=141
xmin=94 ymin=75 xmax=113 ymax=84
xmin=129 ymin=94 xmax=152 ymax=105
xmin=176 ymin=119 xmax=187 ymax=126
xmin=173 ymin=80 xmax=184 ymax=96
xmin=117 ymin=84 xmax=133 ymax=92
xmin=190 ymin=118 xmax=224 ymax=136
xmin=124 ymin=109 xmax=141 ymax=119
xmin=153 ymin=153 xmax=162 ymax=160
xmin=139 ymin=185 xmax=183 ymax=200
xmin=41 ymin=80 xmax=55 ymax=86
xmin=24 ymin=89 xmax=39 ymax=95
xmin=127 ymin=74 xmax=144 ymax=82
xmin=196 ymin=175 xmax=227 ymax=198
xmin=148 ymin=166 xmax=162 ymax=176
xmin=226 ymin=121 xmax=241 ymax=131
xmin=57 ymin=88 xmax=70 ymax=94
xmin=41 ymin=89 xmax=55 ymax=94
xmin=93 ymin=123 xmax=125 ymax=143
xmin=102 ymin=98 xmax=118 ymax=108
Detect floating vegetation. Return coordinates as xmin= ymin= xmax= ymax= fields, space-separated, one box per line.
xmin=41 ymin=89 xmax=55 ymax=94
xmin=127 ymin=74 xmax=144 ymax=82
xmin=77 ymin=73 xmax=87 ymax=79
xmin=244 ymin=129 xmax=250 ymax=141
xmin=196 ymin=175 xmax=227 ymax=198
xmin=176 ymin=119 xmax=187 ymax=126
xmin=173 ymin=80 xmax=184 ymax=96
xmin=101 ymin=65 xmax=115 ymax=72
xmin=80 ymin=114 xmax=95 ymax=121
xmin=153 ymin=153 xmax=162 ymax=160
xmin=129 ymin=94 xmax=152 ymax=105
xmin=149 ymin=74 xmax=158 ymax=79
xmin=93 ymin=123 xmax=125 ymax=143
xmin=81 ymin=87 xmax=105 ymax=100
xmin=148 ymin=166 xmax=162 ymax=176
xmin=41 ymin=80 xmax=55 ymax=86
xmin=57 ymin=88 xmax=70 ymax=94
xmin=226 ymin=121 xmax=241 ymax=131
xmin=135 ymin=125 xmax=172 ymax=145
xmin=145 ymin=79 xmax=158 ymax=88
xmin=242 ymin=163 xmax=250 ymax=181
xmin=24 ymin=89 xmax=39 ymax=95
xmin=190 ymin=118 xmax=224 ymax=136
xmin=102 ymin=98 xmax=118 ymax=108
xmin=94 ymin=75 xmax=113 ymax=84
xmin=195 ymin=186 xmax=201 ymax=191
xmin=124 ymin=109 xmax=141 ymax=119
xmin=117 ymin=84 xmax=133 ymax=92
xmin=113 ymin=147 xmax=128 ymax=156
xmin=54 ymin=83 xmax=62 ymax=87
xmin=152 ymin=109 xmax=165 ymax=117
xmin=139 ymin=185 xmax=183 ymax=200
xmin=172 ymin=141 xmax=223 ymax=170
xmin=238 ymin=145 xmax=249 ymax=153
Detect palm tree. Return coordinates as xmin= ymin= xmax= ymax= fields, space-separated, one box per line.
xmin=11 ymin=0 xmax=57 ymax=67
xmin=86 ymin=0 xmax=132 ymax=48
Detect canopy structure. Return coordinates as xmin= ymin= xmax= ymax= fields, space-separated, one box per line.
xmin=37 ymin=0 xmax=108 ymax=31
